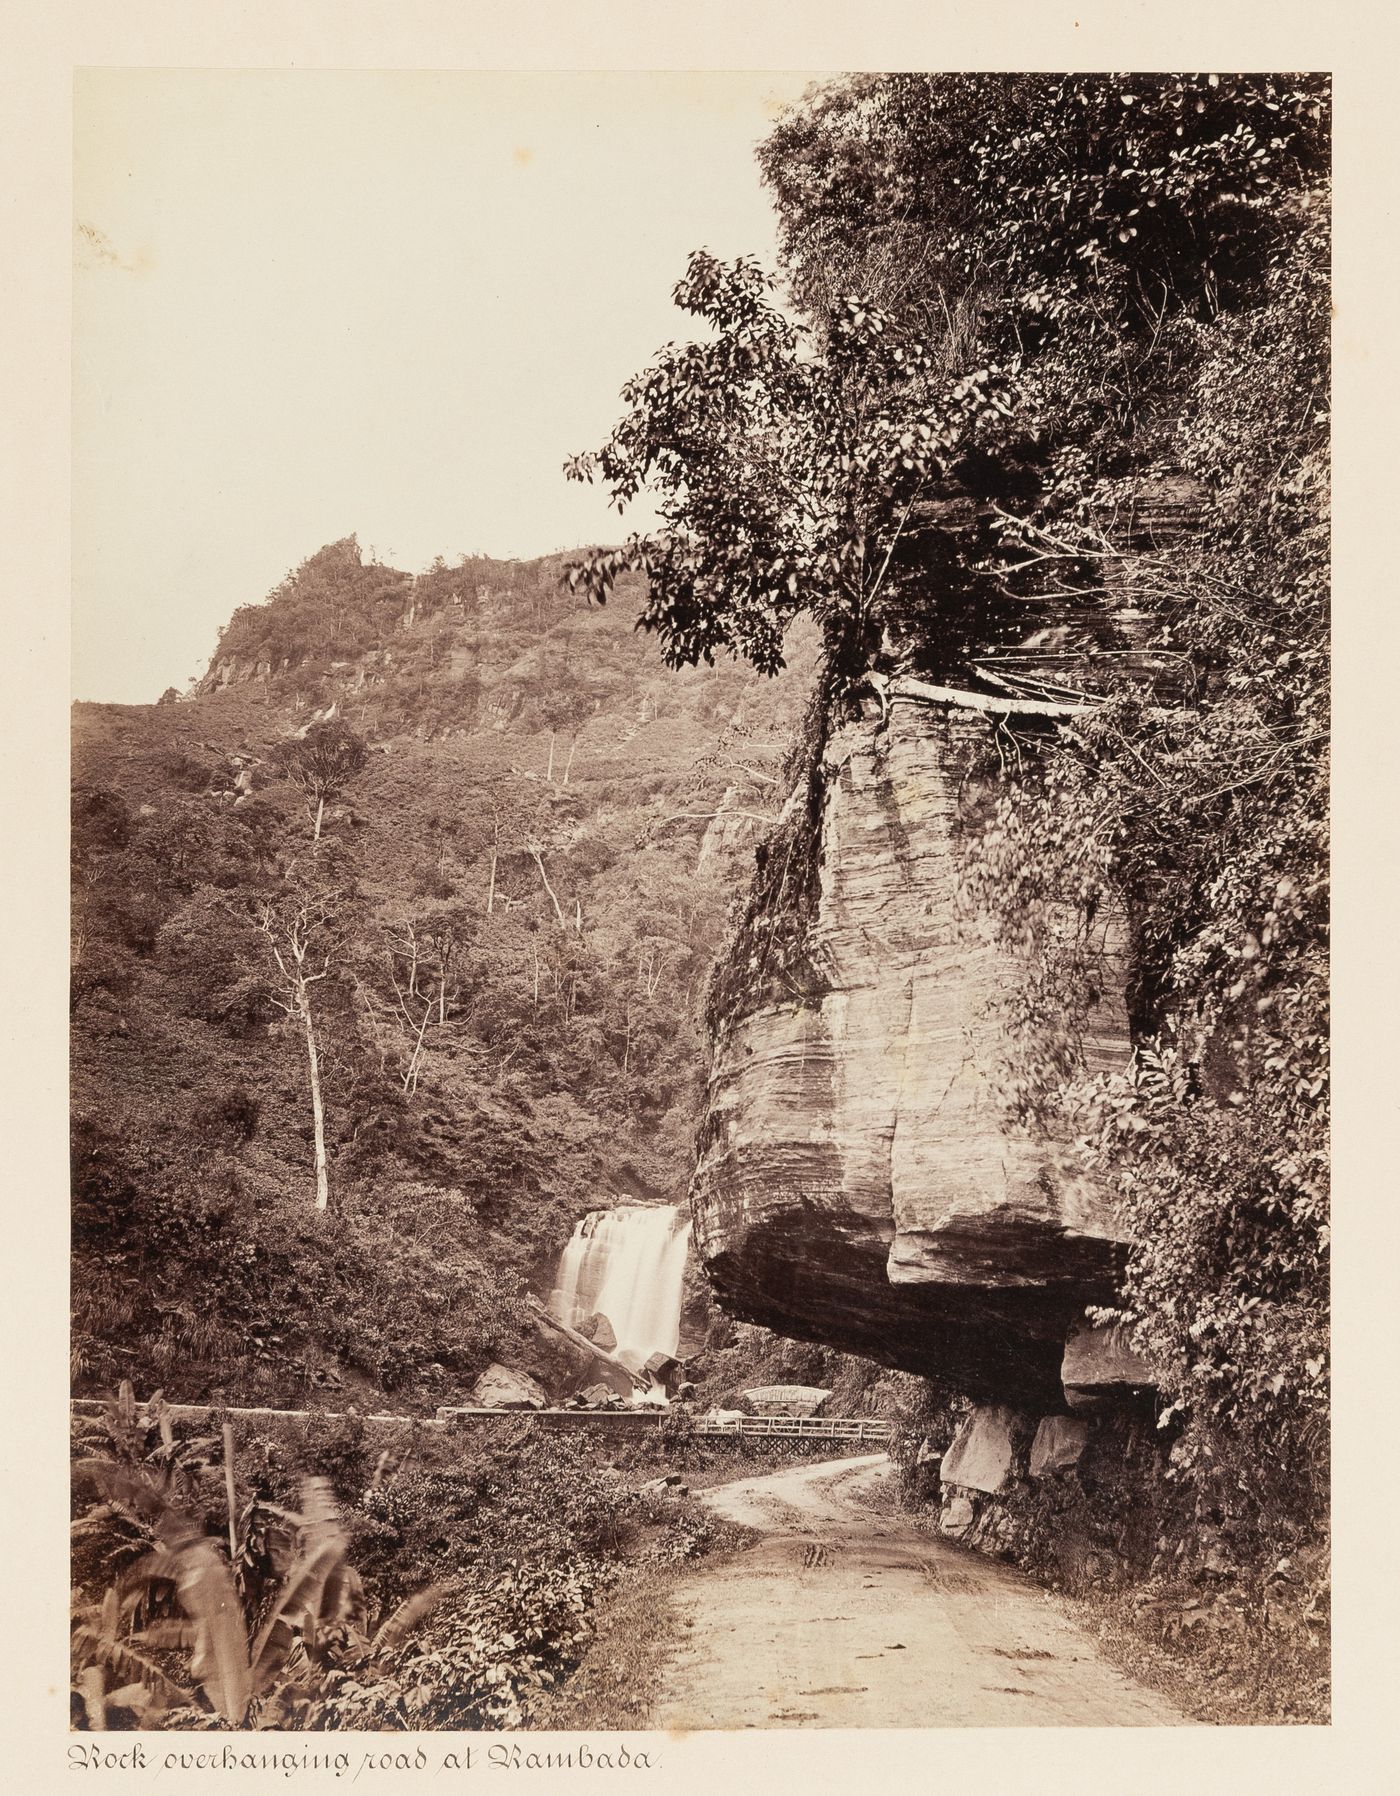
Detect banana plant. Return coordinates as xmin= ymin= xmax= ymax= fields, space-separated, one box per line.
xmin=74 ymin=1469 xmax=443 ymax=1729
xmin=70 ymin=1582 xmax=191 ymax=1729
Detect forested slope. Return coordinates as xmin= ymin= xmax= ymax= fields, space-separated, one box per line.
xmin=72 ymin=542 xmax=813 ymax=1408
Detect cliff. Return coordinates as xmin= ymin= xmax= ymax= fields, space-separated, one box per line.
xmin=691 ymin=689 xmax=1132 ymax=1406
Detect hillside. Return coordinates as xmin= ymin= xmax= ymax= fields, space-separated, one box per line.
xmin=71 ymin=540 xmax=817 ymax=1410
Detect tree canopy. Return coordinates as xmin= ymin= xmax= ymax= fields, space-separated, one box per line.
xmin=268 ymin=718 xmax=369 ymax=840
xmin=566 ymin=73 xmax=1329 ymax=696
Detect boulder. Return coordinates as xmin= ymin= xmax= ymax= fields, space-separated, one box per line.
xmin=527 ymin=1313 xmax=606 ymax=1395
xmin=578 ymin=1382 xmax=617 ymax=1408
xmin=940 ymin=1403 xmax=1026 ymax=1494
xmin=644 ymin=1352 xmax=679 ymax=1383
xmin=739 ymin=1384 xmax=831 ymax=1418
xmin=469 ymin=1363 xmax=548 ymax=1410
xmin=1029 ymin=1414 xmax=1091 ymax=1478
xmin=914 ymin=1438 xmax=942 ymax=1468
xmin=585 ymin=1360 xmax=638 ymax=1402
xmin=939 ymin=1494 xmax=976 ymax=1539
xmin=1061 ymin=1323 xmax=1154 ymax=1412
xmin=579 ymin=1312 xmax=617 ymax=1353
xmin=690 ymin=700 xmax=1132 ymax=1404
xmin=677 ymin=1269 xmax=711 ymax=1361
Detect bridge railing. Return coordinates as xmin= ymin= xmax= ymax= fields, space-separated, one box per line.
xmin=432 ymin=1407 xmax=894 ymax=1441
xmin=694 ymin=1414 xmax=893 ymax=1442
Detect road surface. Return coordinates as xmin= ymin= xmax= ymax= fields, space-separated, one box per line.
xmin=648 ymin=1453 xmax=1188 ymax=1728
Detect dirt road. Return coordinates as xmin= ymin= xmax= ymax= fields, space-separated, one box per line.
xmin=648 ymin=1454 xmax=1188 ymax=1728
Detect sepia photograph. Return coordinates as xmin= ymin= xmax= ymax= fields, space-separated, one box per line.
xmin=62 ymin=52 xmax=1332 ymax=1749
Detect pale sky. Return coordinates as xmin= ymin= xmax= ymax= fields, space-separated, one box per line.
xmin=73 ymin=69 xmax=820 ymax=703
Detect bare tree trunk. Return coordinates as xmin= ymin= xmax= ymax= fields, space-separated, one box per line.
xmin=300 ymin=991 xmax=330 ymax=1211
xmin=257 ymin=903 xmax=334 ymax=1213
xmin=546 ymin=731 xmax=555 ymax=782
xmin=402 ymin=997 xmax=432 ymax=1094
xmin=868 ymin=669 xmax=1098 ymax=721
xmin=486 ymin=814 xmax=500 ymax=915
xmin=313 ymin=795 xmax=325 ymax=842
xmin=529 ymin=847 xmax=567 ymax=928
xmin=222 ymin=1424 xmax=239 ymax=1560
xmin=562 ymin=736 xmax=579 ymax=785
xmin=528 ymin=1298 xmax=648 ymax=1390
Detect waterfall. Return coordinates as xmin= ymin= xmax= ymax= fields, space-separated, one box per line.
xmin=549 ymin=1203 xmax=692 ymax=1399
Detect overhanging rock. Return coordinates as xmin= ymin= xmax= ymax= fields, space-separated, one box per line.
xmin=691 ymin=701 xmax=1132 ymax=1404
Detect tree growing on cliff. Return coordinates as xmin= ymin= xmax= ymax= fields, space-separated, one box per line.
xmin=753 ymin=71 xmax=1331 ymax=1520
xmin=568 ymin=73 xmax=1330 ymax=1548
xmin=564 ymin=249 xmax=1015 ymax=682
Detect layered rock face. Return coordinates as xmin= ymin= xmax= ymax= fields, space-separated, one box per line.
xmin=691 ymin=696 xmax=1131 ymax=1405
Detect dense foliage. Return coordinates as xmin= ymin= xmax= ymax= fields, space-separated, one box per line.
xmin=775 ymin=73 xmax=1329 ymax=1531
xmin=70 ymin=1388 xmax=723 ymax=1731
xmin=566 ymin=250 xmax=1014 ymax=680
xmin=72 ymin=541 xmax=811 ymax=1405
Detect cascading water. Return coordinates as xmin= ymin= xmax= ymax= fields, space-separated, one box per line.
xmin=549 ymin=1203 xmax=692 ymax=1403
